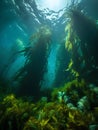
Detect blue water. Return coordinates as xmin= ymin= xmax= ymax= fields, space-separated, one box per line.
xmin=0 ymin=0 xmax=98 ymax=99
xmin=0 ymin=0 xmax=67 ymax=85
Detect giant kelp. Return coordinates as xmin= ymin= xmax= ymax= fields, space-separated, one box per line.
xmin=14 ymin=25 xmax=52 ymax=101
xmin=65 ymin=10 xmax=98 ymax=84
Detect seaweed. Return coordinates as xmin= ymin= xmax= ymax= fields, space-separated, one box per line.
xmin=13 ymin=26 xmax=52 ymax=101
xmin=0 ymin=88 xmax=96 ymax=130
xmin=65 ymin=10 xmax=98 ymax=84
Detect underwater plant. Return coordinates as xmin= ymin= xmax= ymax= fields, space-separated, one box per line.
xmin=14 ymin=25 xmax=52 ymax=101
xmin=65 ymin=9 xmax=98 ymax=84
xmin=0 ymin=92 xmax=96 ymax=130
xmin=51 ymin=79 xmax=86 ymax=105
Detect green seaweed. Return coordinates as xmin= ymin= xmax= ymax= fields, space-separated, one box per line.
xmin=0 ymin=77 xmax=98 ymax=130
xmin=65 ymin=10 xmax=98 ymax=84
